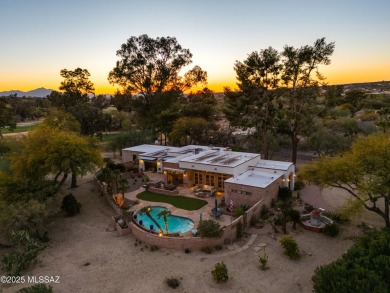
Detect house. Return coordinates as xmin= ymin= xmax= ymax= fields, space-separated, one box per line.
xmin=122 ymin=145 xmax=295 ymax=207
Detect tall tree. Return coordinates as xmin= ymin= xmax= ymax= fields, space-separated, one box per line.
xmin=68 ymin=104 xmax=107 ymax=136
xmin=343 ymin=89 xmax=366 ymax=109
xmin=323 ymin=84 xmax=344 ymax=107
xmin=181 ymin=88 xmax=217 ymax=121
xmin=108 ymin=35 xmax=206 ymax=96
xmin=48 ymin=68 xmax=94 ymax=110
xmin=110 ymin=91 xmax=133 ymax=112
xmin=108 ymin=34 xmax=207 ymax=128
xmin=59 ymin=68 xmax=95 ymax=98
xmin=170 ymin=117 xmax=211 ymax=145
xmin=90 ymin=94 xmax=110 ymax=110
xmin=301 ymin=133 xmax=390 ymax=228
xmin=281 ymin=38 xmax=335 ymax=164
xmin=224 ymin=47 xmax=282 ymax=159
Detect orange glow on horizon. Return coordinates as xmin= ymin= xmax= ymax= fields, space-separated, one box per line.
xmin=2 ymin=72 xmax=390 ymax=95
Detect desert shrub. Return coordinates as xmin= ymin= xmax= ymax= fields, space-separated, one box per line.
xmin=61 ymin=193 xmax=81 ymax=216
xmin=321 ymin=211 xmax=350 ymax=224
xmin=165 ymin=277 xmax=180 ymax=289
xmin=270 ymin=198 xmax=276 ymax=208
xmin=294 ymin=178 xmax=305 ymax=191
xmin=150 ymin=245 xmax=159 ymax=251
xmin=211 ymin=262 xmax=229 ymax=283
xmin=17 ymin=284 xmax=53 ymax=293
xmin=273 ymin=214 xmax=282 ymax=226
xmin=289 ymin=209 xmax=302 ymax=229
xmin=260 ymin=204 xmax=269 ymax=219
xmin=359 ymin=111 xmax=378 ymax=121
xmin=323 ymin=223 xmax=339 ymax=237
xmin=259 ymin=252 xmax=268 ymax=270
xmin=234 ymin=206 xmax=244 ymax=217
xmin=184 ymin=248 xmax=190 ymax=254
xmin=304 ymin=203 xmax=314 ymax=213
xmin=312 ymin=229 xmax=390 ymax=293
xmin=280 ymin=235 xmax=300 ymax=260
xmin=2 ymin=230 xmax=42 ymax=276
xmin=278 ymin=187 xmax=292 ymax=201
xmin=339 ymin=103 xmax=355 ymax=112
xmin=197 ymin=219 xmax=222 ymax=238
xmin=201 ymin=246 xmax=213 ymax=254
xmin=1 ymin=200 xmax=49 ymax=242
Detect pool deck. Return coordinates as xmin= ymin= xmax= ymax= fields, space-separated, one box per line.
xmin=124 ymin=172 xmax=232 ymax=237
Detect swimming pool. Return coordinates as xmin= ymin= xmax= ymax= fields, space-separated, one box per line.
xmin=135 ymin=206 xmax=194 ymax=234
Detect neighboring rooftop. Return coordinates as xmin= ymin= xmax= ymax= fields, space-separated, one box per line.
xmin=123 ymin=144 xmax=168 ymax=154
xmin=225 ymin=169 xmax=282 ymax=188
xmin=255 ymin=159 xmax=293 ymax=171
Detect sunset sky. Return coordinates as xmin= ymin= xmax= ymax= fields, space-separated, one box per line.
xmin=1 ymin=0 xmax=389 ymax=94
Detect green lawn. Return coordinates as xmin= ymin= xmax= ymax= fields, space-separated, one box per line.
xmin=2 ymin=124 xmax=38 ymax=134
xmin=101 ymin=132 xmax=122 ymax=142
xmin=137 ymin=191 xmax=208 ymax=211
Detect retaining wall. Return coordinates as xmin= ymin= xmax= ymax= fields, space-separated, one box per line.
xmin=130 ymin=222 xmax=224 ymax=249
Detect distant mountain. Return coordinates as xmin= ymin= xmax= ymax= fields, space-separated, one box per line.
xmin=0 ymin=87 xmax=54 ymax=98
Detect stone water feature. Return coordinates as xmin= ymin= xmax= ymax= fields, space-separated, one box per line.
xmin=301 ymin=208 xmax=333 ymax=232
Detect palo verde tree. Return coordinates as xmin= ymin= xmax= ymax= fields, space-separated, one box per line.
xmin=301 ymin=133 xmax=390 ymax=228
xmin=281 ymin=38 xmax=335 ymax=164
xmin=108 ymin=34 xmax=207 ymax=129
xmin=11 ymin=111 xmax=103 ymax=188
xmin=224 ymin=47 xmax=282 ymax=159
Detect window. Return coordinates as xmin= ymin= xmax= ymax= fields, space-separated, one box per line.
xmin=230 ymin=189 xmax=252 ymax=196
xmin=210 ymin=175 xmax=215 ymax=186
xmin=205 ymin=174 xmax=210 ymax=185
xmin=194 ymin=172 xmax=203 ymax=185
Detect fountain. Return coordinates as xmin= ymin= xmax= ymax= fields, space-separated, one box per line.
xmin=301 ymin=208 xmax=333 ymax=232
xmin=309 ymin=209 xmax=321 ymax=226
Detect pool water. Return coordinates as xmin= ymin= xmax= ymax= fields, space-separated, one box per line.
xmin=135 ymin=206 xmax=194 ymax=234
